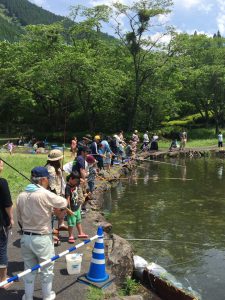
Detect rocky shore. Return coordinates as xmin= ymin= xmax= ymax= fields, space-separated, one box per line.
xmin=0 ymin=161 xmax=160 ymax=300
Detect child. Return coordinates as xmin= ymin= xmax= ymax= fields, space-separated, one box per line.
xmin=86 ymin=155 xmax=97 ymax=193
xmin=65 ymin=171 xmax=88 ymax=243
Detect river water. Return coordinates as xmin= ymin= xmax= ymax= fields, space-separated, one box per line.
xmin=103 ymin=158 xmax=225 ymax=300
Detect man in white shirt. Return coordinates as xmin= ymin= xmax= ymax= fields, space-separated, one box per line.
xmin=218 ymin=131 xmax=223 ymax=148
xmin=17 ymin=167 xmax=67 ymax=300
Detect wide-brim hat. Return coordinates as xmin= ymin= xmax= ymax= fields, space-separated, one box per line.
xmin=48 ymin=149 xmax=63 ymax=161
xmin=82 ymin=136 xmax=92 ymax=142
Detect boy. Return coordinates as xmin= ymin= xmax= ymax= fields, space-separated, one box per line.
xmin=65 ymin=172 xmax=88 ymax=243
xmin=86 ymin=155 xmax=97 ymax=193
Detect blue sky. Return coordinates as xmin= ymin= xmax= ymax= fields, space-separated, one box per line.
xmin=29 ymin=0 xmax=225 ymax=37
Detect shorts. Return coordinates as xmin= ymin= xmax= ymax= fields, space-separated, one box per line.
xmin=67 ymin=209 xmax=81 ymax=227
xmin=0 ymin=229 xmax=8 ymax=268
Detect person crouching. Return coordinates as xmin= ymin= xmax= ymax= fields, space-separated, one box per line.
xmin=16 ymin=167 xmax=67 ymax=300
xmin=65 ymin=172 xmax=88 ymax=243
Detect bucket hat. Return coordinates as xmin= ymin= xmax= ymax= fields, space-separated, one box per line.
xmin=48 ymin=149 xmax=63 ymax=161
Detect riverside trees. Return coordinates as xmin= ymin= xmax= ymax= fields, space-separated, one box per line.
xmin=1 ymin=0 xmax=225 ymax=136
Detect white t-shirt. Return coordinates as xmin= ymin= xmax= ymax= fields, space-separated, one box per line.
xmin=143 ymin=133 xmax=149 ymax=143
xmin=218 ymin=134 xmax=223 ymax=142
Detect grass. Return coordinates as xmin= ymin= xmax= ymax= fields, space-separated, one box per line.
xmin=0 ymin=151 xmax=72 ymax=202
xmin=0 ymin=136 xmax=218 ymax=201
xmin=159 ymin=139 xmax=217 ymax=149
xmin=119 ymin=277 xmax=141 ymax=296
xmin=86 ymin=287 xmax=104 ymax=300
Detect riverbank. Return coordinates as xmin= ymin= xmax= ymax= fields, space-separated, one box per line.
xmin=0 ymin=153 xmax=159 ymax=300
xmin=137 ymin=144 xmax=225 ymax=161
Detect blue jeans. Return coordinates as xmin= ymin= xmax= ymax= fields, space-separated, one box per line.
xmin=0 ymin=229 xmax=8 ymax=268
xmin=88 ymin=181 xmax=95 ymax=193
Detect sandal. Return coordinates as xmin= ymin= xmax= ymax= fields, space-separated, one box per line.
xmin=68 ymin=236 xmax=75 ymax=243
xmin=78 ymin=234 xmax=88 ymax=239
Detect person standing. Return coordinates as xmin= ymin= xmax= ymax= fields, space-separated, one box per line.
xmin=132 ymin=130 xmax=140 ymax=143
xmin=65 ymin=172 xmax=88 ymax=243
xmin=45 ymin=149 xmax=67 ymax=244
xmin=3 ymin=141 xmax=14 ymax=155
xmin=0 ymin=160 xmax=14 ymax=288
xmin=72 ymin=146 xmax=89 ymax=181
xmin=70 ymin=136 xmax=77 ymax=159
xmin=180 ymin=130 xmax=187 ymax=150
xmin=17 ymin=167 xmax=67 ymax=300
xmin=218 ymin=131 xmax=223 ymax=149
xmin=142 ymin=130 xmax=149 ymax=150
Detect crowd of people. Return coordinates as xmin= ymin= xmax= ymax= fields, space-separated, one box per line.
xmin=0 ymin=129 xmax=189 ymax=299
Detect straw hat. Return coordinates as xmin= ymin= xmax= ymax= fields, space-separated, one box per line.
xmin=48 ymin=149 xmax=63 ymax=161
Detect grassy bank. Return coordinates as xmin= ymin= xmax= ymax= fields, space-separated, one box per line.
xmin=159 ymin=138 xmax=217 ymax=149
xmin=0 ymin=152 xmax=71 ymax=201
xmin=0 ymin=138 xmax=218 ymax=200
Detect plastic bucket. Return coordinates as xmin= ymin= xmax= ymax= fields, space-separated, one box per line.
xmin=66 ymin=253 xmax=82 ymax=275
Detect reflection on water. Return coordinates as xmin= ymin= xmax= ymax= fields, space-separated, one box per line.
xmin=103 ymin=158 xmax=225 ymax=300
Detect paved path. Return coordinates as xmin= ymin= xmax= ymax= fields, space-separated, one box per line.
xmin=0 ymin=213 xmax=98 ymax=300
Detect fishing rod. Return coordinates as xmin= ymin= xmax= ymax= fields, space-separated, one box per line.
xmin=118 ymin=177 xmax=192 ymax=181
xmin=125 ymin=238 xmax=213 ymax=247
xmin=0 ymin=157 xmax=32 ymax=182
xmin=141 ymin=158 xmax=186 ymax=168
xmin=0 ymin=157 xmax=72 ymax=215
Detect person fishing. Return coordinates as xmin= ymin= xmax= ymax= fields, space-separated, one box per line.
xmin=65 ymin=171 xmax=88 ymax=243
xmin=45 ymin=149 xmax=67 ymax=245
xmin=16 ymin=166 xmax=67 ymax=300
xmin=0 ymin=160 xmax=14 ymax=288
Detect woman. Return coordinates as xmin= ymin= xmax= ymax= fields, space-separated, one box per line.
xmin=70 ymin=136 xmax=77 ymax=158
xmin=45 ymin=149 xmax=67 ymax=245
xmin=0 ymin=160 xmax=14 ymax=288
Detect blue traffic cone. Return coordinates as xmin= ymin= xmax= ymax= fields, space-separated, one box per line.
xmin=86 ymin=227 xmax=109 ymax=282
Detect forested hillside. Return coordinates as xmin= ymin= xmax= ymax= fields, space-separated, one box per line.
xmin=0 ymin=0 xmax=64 ymax=41
xmin=0 ymin=12 xmax=22 ymax=41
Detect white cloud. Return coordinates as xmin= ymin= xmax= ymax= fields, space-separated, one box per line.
xmin=158 ymin=13 xmax=171 ymax=24
xmin=216 ymin=0 xmax=225 ymax=35
xmin=30 ymin=0 xmax=47 ymax=6
xmin=89 ymin=0 xmax=130 ymax=5
xmin=174 ymin=0 xmax=213 ymax=13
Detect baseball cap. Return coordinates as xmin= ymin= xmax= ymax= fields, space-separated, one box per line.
xmin=86 ymin=155 xmax=96 ymax=164
xmin=31 ymin=166 xmax=49 ymax=178
xmin=78 ymin=146 xmax=89 ymax=153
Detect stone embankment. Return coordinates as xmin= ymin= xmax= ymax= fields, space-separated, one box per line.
xmin=136 ymin=145 xmax=225 ymax=161
xmin=1 ymin=162 xmax=159 ymax=300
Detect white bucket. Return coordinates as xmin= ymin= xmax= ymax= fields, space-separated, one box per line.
xmin=66 ymin=253 xmax=83 ymax=275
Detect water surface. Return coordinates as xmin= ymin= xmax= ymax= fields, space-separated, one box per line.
xmin=103 ymin=158 xmax=225 ymax=300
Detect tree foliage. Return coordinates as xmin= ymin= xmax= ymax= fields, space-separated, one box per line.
xmin=1 ymin=0 xmax=225 ymax=137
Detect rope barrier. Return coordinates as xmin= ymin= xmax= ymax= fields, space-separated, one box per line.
xmin=0 ymin=234 xmax=99 ymax=288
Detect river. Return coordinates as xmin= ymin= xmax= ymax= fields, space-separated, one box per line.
xmin=103 ymin=158 xmax=225 ymax=300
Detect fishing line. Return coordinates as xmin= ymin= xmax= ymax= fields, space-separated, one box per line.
xmin=125 ymin=238 xmax=213 ymax=247
xmin=147 ymin=159 xmax=186 ymax=168
xmin=0 ymin=157 xmax=32 ymax=183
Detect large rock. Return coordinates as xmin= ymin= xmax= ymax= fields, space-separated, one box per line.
xmin=105 ymin=233 xmax=134 ymax=285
